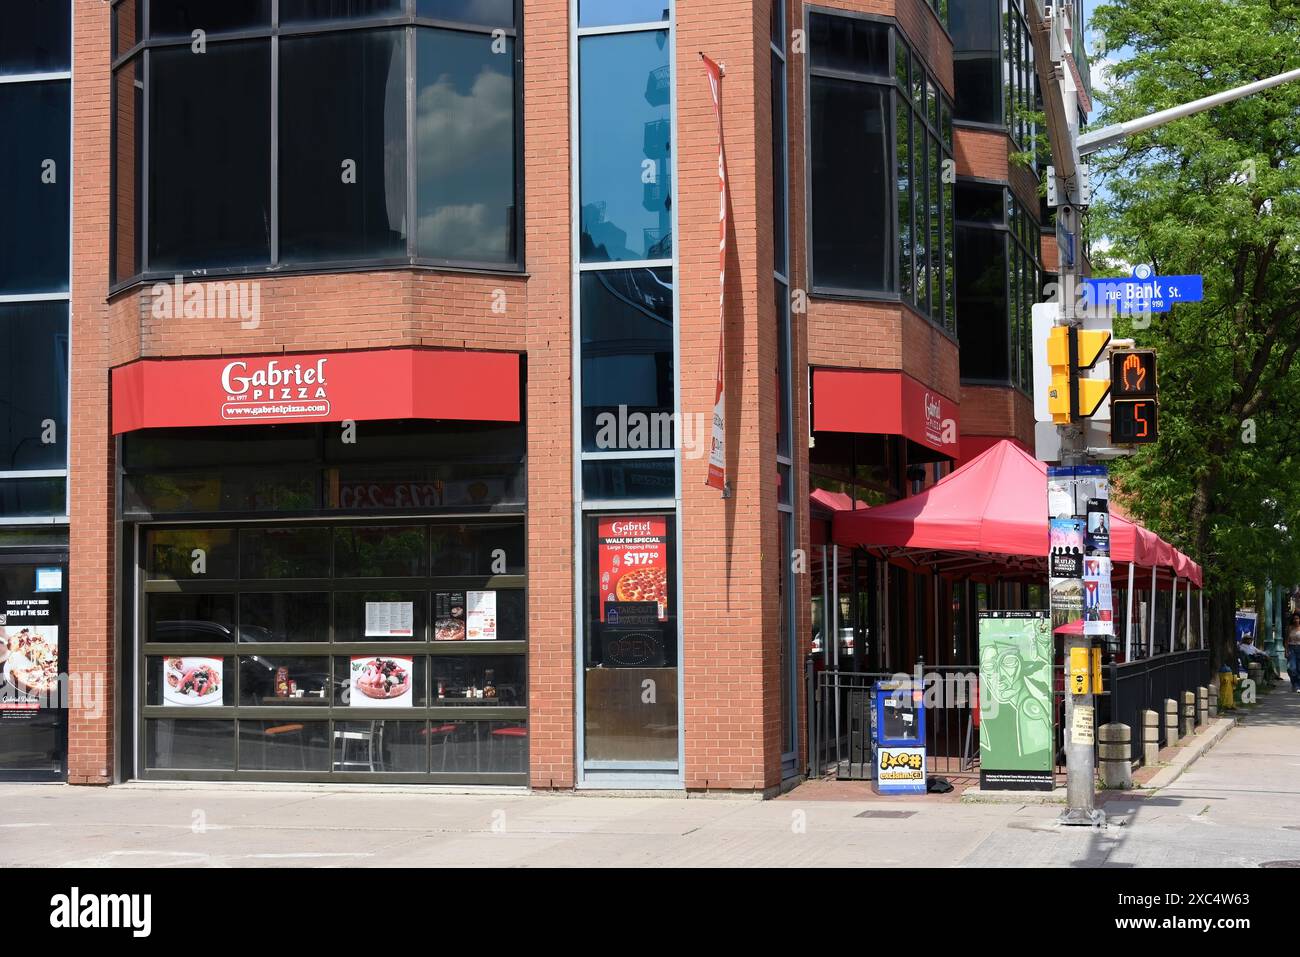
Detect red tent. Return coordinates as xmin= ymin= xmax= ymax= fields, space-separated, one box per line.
xmin=831 ymin=439 xmax=1199 ymax=584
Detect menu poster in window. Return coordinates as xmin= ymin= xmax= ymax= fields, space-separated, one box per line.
xmin=466 ymin=590 xmax=497 ymax=641
xmin=364 ymin=601 xmax=414 ymax=638
xmin=434 ymin=591 xmax=467 ymax=641
xmin=350 ymin=655 xmax=414 ymax=708
xmin=598 ymin=517 xmax=669 ymax=623
xmin=162 ymin=657 xmax=226 ymax=708
xmin=1 ymin=595 xmax=60 ymax=712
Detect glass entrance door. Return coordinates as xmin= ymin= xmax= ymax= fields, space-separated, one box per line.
xmin=0 ymin=554 xmax=68 ymax=781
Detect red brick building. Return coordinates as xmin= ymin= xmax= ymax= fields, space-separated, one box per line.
xmin=0 ymin=0 xmax=1089 ymax=793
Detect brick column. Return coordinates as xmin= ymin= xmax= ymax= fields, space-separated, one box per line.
xmin=68 ymin=0 xmax=115 ymax=784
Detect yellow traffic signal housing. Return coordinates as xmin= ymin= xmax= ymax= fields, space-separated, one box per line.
xmin=1045 ymin=326 xmax=1112 ymax=423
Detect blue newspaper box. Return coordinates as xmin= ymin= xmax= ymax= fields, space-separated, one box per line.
xmin=872 ymin=680 xmax=927 ymax=795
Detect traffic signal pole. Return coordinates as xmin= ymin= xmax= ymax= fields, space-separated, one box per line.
xmin=1025 ymin=2 xmax=1300 ymax=826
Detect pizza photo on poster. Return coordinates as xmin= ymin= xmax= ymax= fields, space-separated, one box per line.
xmin=350 ymin=655 xmax=414 ymax=708
xmin=1 ymin=623 xmax=60 ymax=709
xmin=597 ymin=517 xmax=669 ymax=623
xmin=162 ymin=657 xmax=226 ymax=707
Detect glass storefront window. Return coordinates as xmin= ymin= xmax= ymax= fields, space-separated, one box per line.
xmin=240 ymin=592 xmax=331 ymax=642
xmin=429 ymin=656 xmax=526 ymax=705
xmin=334 ymin=590 xmax=427 ymax=640
xmin=333 ymin=720 xmax=428 ymax=773
xmin=238 ymin=720 xmax=331 ymax=771
xmin=333 ymin=525 xmax=428 ymax=578
xmin=137 ymin=519 xmax=527 ymax=782
xmin=147 ymin=594 xmax=238 ymax=643
xmin=240 ymin=527 xmax=332 ymax=579
xmin=582 ymin=513 xmax=678 ymax=763
xmin=147 ymin=528 xmax=238 ymax=580
xmin=146 ymin=720 xmax=235 ymax=770
xmin=578 ymin=30 xmax=672 ymax=262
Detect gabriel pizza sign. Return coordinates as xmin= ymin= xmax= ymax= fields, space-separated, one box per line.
xmin=111 ymin=348 xmax=521 ymax=433
xmin=597 ymin=517 xmax=669 ymax=622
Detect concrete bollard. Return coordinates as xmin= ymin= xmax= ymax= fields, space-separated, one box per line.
xmin=1143 ymin=709 xmax=1160 ymax=765
xmin=1197 ymin=686 xmax=1208 ymax=727
xmin=1183 ymin=691 xmax=1196 ymax=738
xmin=1207 ymin=682 xmax=1218 ymax=718
xmin=1248 ymin=662 xmax=1264 ymax=690
xmin=1165 ymin=698 xmax=1180 ymax=747
xmin=1099 ymin=723 xmax=1133 ymax=789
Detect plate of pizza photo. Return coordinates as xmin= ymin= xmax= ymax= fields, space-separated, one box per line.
xmin=350 ymin=655 xmax=413 ymax=708
xmin=1 ymin=626 xmax=60 ymax=701
xmin=614 ymin=566 xmax=669 ymax=618
xmin=163 ymin=656 xmax=225 ymax=707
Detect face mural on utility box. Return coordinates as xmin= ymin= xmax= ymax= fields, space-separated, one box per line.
xmin=978 ymin=613 xmax=1053 ymax=771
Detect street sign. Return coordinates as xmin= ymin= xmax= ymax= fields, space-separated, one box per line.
xmin=1082 ymin=265 xmax=1203 ymax=314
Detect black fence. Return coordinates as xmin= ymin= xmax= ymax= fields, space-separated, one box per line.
xmin=807 ymin=650 xmax=1213 ymax=781
xmin=1100 ymin=650 xmax=1212 ymax=763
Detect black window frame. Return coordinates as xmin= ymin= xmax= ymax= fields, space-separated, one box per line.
xmin=108 ymin=0 xmax=525 ymax=294
xmin=804 ymin=8 xmax=955 ymax=337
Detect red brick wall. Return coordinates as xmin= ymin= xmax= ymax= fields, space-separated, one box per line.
xmin=521 ymin=0 xmax=574 ymax=790
xmin=69 ymin=1 xmax=114 ymax=784
xmin=960 ymin=384 xmax=1036 ymax=448
xmin=678 ymin=1 xmax=776 ymax=791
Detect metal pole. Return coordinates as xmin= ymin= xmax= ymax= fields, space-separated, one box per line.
xmin=1185 ymin=581 xmax=1192 ymax=652
xmin=1170 ymin=576 xmax=1179 ymax=653
xmin=1149 ymin=565 xmax=1157 ymax=656
xmin=1199 ymin=589 xmax=1204 ymax=650
xmin=1125 ymin=561 xmax=1136 ymax=661
xmin=1078 ymin=67 xmax=1300 ymax=155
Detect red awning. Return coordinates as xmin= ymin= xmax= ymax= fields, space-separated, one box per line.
xmin=831 ymin=439 xmax=1201 ymax=584
xmin=811 ymin=368 xmax=960 ymax=458
xmin=112 ymin=347 xmax=520 ymax=434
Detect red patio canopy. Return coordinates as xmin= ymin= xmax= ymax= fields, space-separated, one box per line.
xmin=831 ymin=439 xmax=1202 ymax=587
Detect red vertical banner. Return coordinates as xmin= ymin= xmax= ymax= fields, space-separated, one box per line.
xmin=702 ymin=54 xmax=728 ymax=493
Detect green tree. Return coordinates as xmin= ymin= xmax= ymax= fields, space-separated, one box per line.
xmin=1089 ymin=0 xmax=1300 ymax=646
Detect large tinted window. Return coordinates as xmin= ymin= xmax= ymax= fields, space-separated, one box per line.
xmin=149 ymin=0 xmax=271 ymax=39
xmin=416 ymin=28 xmax=517 ymax=264
xmin=809 ymin=14 xmax=890 ymax=76
xmin=1 ymin=1 xmax=71 ymax=74
xmin=0 ymin=81 xmax=70 ymax=294
xmin=0 ymin=302 xmax=69 ymax=472
xmin=580 ymin=268 xmax=674 ymax=452
xmin=579 ymin=31 xmax=672 ymax=263
xmin=956 ymin=225 xmax=1008 ymax=381
xmin=418 ymin=0 xmax=515 ymax=28
xmin=809 ymin=77 xmax=892 ymax=292
xmin=149 ymin=41 xmax=272 ymax=271
xmin=282 ymin=0 xmax=405 ymax=22
xmin=951 ymin=0 xmax=1002 ymax=124
xmin=280 ymin=30 xmax=407 ymax=263
xmin=114 ymin=10 xmax=523 ymax=283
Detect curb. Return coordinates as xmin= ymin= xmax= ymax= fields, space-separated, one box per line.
xmin=1144 ymin=716 xmax=1237 ymax=790
xmin=960 ymin=786 xmax=1067 ymax=805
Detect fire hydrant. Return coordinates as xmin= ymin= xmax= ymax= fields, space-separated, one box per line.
xmin=1219 ymin=670 xmax=1237 ymax=711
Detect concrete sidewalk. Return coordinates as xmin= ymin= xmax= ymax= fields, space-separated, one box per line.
xmin=0 ymin=690 xmax=1295 ymax=867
